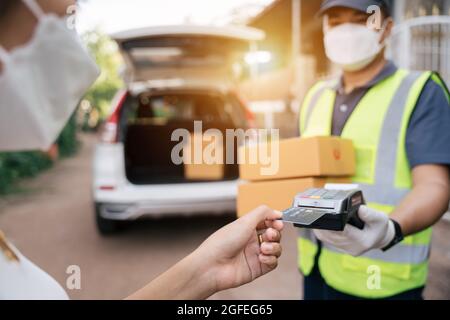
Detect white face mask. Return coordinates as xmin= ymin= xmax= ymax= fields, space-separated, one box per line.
xmin=323 ymin=21 xmax=387 ymax=72
xmin=0 ymin=0 xmax=99 ymax=152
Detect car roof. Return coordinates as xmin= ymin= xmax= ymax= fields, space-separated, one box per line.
xmin=111 ymin=24 xmax=265 ymax=42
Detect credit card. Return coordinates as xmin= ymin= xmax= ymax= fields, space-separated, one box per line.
xmin=282 ymin=207 xmax=328 ymax=226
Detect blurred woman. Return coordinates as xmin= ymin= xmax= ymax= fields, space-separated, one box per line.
xmin=0 ymin=0 xmax=283 ymax=300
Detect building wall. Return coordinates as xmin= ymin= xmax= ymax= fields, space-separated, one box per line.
xmin=390 ymin=0 xmax=450 ymax=87
xmin=248 ymin=0 xmax=326 ymax=75
xmin=394 ymin=0 xmax=450 ymax=21
xmin=249 ymin=0 xmax=293 ymax=71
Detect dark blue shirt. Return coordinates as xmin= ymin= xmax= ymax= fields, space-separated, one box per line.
xmin=331 ymin=61 xmax=450 ymax=169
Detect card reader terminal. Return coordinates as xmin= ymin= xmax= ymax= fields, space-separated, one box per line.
xmin=282 ymin=188 xmax=366 ymax=231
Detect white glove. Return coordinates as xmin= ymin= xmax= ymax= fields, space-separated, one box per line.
xmin=313 ymin=205 xmax=396 ymax=257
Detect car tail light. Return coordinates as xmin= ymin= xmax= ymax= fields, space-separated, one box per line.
xmin=100 ymin=90 xmax=128 ymax=144
xmin=99 ymin=185 xmax=116 ymax=191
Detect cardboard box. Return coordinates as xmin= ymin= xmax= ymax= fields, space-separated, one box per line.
xmin=183 ymin=133 xmax=225 ymax=181
xmin=239 ymin=136 xmax=355 ymax=182
xmin=237 ymin=177 xmax=351 ymax=217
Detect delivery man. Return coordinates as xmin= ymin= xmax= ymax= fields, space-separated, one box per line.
xmin=298 ymin=0 xmax=450 ymax=300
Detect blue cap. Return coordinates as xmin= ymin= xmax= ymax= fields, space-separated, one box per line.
xmin=319 ymin=0 xmax=392 ymax=16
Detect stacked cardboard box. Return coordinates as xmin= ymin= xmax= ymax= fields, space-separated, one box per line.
xmin=237 ymin=137 xmax=356 ymax=217
xmin=183 ymin=132 xmax=225 ymax=181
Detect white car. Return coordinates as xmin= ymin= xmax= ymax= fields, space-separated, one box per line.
xmin=92 ymin=25 xmax=264 ymax=234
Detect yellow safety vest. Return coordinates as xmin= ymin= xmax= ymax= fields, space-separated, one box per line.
xmin=298 ymin=69 xmax=447 ymax=299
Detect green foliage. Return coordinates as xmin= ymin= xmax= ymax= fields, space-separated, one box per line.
xmin=57 ymin=114 xmax=79 ymax=158
xmin=0 ymin=152 xmax=52 ymax=195
xmin=82 ymin=30 xmax=124 ymax=119
xmin=0 ymin=117 xmax=78 ymax=195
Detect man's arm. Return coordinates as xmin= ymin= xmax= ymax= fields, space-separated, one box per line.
xmin=391 ymin=164 xmax=450 ymax=236
xmin=313 ymin=77 xmax=450 ymax=256
xmin=398 ymin=76 xmax=450 ymax=235
xmin=314 ymin=165 xmax=450 ymax=257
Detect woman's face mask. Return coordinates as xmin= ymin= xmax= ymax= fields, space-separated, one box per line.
xmin=0 ymin=0 xmax=100 ymax=152
xmin=323 ymin=17 xmax=390 ymax=72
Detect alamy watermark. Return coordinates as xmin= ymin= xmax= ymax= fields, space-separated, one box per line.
xmin=367 ymin=5 xmax=384 ymax=30
xmin=66 ymin=265 xmax=81 ymax=290
xmin=367 ymin=265 xmax=382 ymax=290
xmin=170 ymin=121 xmax=280 ymax=176
xmin=66 ymin=4 xmax=78 ymax=30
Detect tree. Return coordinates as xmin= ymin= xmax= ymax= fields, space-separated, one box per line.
xmin=81 ymin=30 xmax=124 ymax=124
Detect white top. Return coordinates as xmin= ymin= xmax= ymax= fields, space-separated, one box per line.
xmin=0 ymin=241 xmax=69 ymax=300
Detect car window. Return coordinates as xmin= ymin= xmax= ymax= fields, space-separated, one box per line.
xmin=125 ymin=92 xmax=236 ymax=125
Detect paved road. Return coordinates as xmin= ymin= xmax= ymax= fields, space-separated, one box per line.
xmin=0 ymin=134 xmax=448 ymax=300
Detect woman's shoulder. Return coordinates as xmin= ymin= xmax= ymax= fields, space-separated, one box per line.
xmin=0 ymin=231 xmax=69 ymax=300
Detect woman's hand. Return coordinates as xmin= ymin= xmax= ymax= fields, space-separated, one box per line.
xmin=126 ymin=206 xmax=283 ymax=300
xmin=194 ymin=206 xmax=284 ymax=293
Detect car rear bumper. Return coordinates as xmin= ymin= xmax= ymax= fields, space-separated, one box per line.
xmin=97 ymin=198 xmax=236 ymax=220
xmin=94 ymin=180 xmax=238 ymax=220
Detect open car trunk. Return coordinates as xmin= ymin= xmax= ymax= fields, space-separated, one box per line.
xmin=112 ymin=25 xmax=263 ymax=185
xmin=119 ymin=90 xmax=245 ymax=185
xmin=112 ymin=25 xmax=265 ymax=83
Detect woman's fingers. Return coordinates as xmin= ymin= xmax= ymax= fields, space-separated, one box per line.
xmin=260 ymin=242 xmax=282 ymax=257
xmin=258 ymin=254 xmax=278 ymax=269
xmin=265 ymin=219 xmax=284 ymax=231
xmin=260 ymin=228 xmax=281 ymax=243
xmin=243 ymin=206 xmax=282 ymax=230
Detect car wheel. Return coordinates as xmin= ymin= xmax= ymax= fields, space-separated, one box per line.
xmin=95 ymin=203 xmax=122 ymax=235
